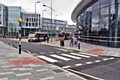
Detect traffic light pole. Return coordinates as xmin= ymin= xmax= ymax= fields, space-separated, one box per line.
xmin=19 ymin=23 xmax=21 ymax=54
xmin=18 ymin=18 xmax=22 ymax=54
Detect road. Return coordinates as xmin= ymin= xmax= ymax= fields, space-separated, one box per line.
xmin=0 ymin=38 xmax=120 ymax=80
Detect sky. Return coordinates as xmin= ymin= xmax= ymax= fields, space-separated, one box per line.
xmin=0 ymin=0 xmax=81 ymax=25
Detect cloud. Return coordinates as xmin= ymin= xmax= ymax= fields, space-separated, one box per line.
xmin=0 ymin=0 xmax=80 ymax=24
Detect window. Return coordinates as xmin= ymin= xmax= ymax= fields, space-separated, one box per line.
xmin=26 ymin=23 xmax=28 ymax=26
xmin=92 ymin=1 xmax=100 ymax=11
xmin=100 ymin=0 xmax=110 ymax=8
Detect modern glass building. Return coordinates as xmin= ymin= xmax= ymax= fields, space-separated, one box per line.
xmin=42 ymin=18 xmax=74 ymax=36
xmin=0 ymin=4 xmax=7 ymax=37
xmin=7 ymin=6 xmax=21 ymax=36
xmin=71 ymin=0 xmax=120 ymax=47
xmin=0 ymin=4 xmax=41 ymax=37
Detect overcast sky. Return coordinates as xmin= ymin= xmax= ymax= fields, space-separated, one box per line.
xmin=0 ymin=0 xmax=81 ymax=25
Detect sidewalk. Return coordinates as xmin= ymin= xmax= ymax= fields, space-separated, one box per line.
xmin=0 ymin=41 xmax=85 ymax=80
xmin=41 ymin=39 xmax=120 ymax=58
xmin=8 ymin=38 xmax=120 ymax=57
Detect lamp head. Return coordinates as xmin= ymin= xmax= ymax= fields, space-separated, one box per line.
xmin=43 ymin=4 xmax=46 ymax=7
xmin=36 ymin=1 xmax=40 ymax=3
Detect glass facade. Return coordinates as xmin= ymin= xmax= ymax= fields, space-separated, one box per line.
xmin=42 ymin=18 xmax=69 ymax=35
xmin=7 ymin=6 xmax=21 ymax=36
xmin=77 ymin=0 xmax=120 ymax=47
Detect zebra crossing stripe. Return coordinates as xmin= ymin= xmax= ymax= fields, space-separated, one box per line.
xmin=37 ymin=56 xmax=58 ymax=63
xmin=79 ymin=52 xmax=98 ymax=57
xmin=61 ymin=54 xmax=81 ymax=59
xmin=50 ymin=55 xmax=71 ymax=61
xmin=70 ymin=53 xmax=90 ymax=58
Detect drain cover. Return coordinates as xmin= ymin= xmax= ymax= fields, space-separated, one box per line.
xmin=52 ymin=69 xmax=64 ymax=73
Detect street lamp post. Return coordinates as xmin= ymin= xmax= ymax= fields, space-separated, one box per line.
xmin=35 ymin=1 xmax=40 ymax=32
xmin=54 ymin=15 xmax=58 ymax=36
xmin=42 ymin=10 xmax=46 ymax=32
xmin=43 ymin=0 xmax=55 ymax=43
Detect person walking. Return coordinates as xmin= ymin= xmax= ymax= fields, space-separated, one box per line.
xmin=74 ymin=37 xmax=78 ymax=45
xmin=70 ymin=36 xmax=74 ymax=47
xmin=47 ymin=36 xmax=49 ymax=43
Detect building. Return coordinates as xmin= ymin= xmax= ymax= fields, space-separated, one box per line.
xmin=41 ymin=18 xmax=75 ymax=36
xmin=71 ymin=0 xmax=120 ymax=47
xmin=7 ymin=6 xmax=21 ymax=36
xmin=0 ymin=4 xmax=75 ymax=37
xmin=0 ymin=4 xmax=41 ymax=37
xmin=22 ymin=12 xmax=40 ymax=36
xmin=0 ymin=4 xmax=7 ymax=37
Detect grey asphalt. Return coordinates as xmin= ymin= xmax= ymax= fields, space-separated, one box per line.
xmin=0 ymin=41 xmax=85 ymax=80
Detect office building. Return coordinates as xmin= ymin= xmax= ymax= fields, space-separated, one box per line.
xmin=71 ymin=0 xmax=120 ymax=47
xmin=41 ymin=18 xmax=76 ymax=35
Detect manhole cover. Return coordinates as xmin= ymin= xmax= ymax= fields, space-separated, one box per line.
xmin=52 ymin=69 xmax=64 ymax=73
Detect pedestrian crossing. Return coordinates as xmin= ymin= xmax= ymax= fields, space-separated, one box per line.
xmin=37 ymin=52 xmax=115 ymax=69
xmin=38 ymin=52 xmax=92 ymax=62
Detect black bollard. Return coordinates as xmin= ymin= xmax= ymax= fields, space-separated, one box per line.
xmin=78 ymin=43 xmax=80 ymax=49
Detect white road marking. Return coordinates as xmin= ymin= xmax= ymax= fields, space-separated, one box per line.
xmin=40 ymin=77 xmax=54 ymax=80
xmin=95 ymin=60 xmax=101 ymax=62
xmin=67 ymin=69 xmax=104 ymax=80
xmin=16 ymin=73 xmax=31 ymax=76
xmin=109 ymin=57 xmax=115 ymax=60
xmin=61 ymin=54 xmax=81 ymax=59
xmin=36 ymin=69 xmax=48 ymax=72
xmin=0 ymin=72 xmax=13 ymax=75
xmin=50 ymin=55 xmax=71 ymax=61
xmin=86 ymin=62 xmax=93 ymax=64
xmin=75 ymin=63 xmax=83 ymax=66
xmin=62 ymin=66 xmax=71 ymax=69
xmin=103 ymin=58 xmax=109 ymax=61
xmin=70 ymin=53 xmax=90 ymax=58
xmin=37 ymin=56 xmax=58 ymax=63
xmin=79 ymin=52 xmax=98 ymax=57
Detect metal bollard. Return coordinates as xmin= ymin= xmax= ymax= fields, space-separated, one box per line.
xmin=78 ymin=43 xmax=80 ymax=49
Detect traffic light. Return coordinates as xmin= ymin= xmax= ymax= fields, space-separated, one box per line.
xmin=78 ymin=26 xmax=82 ymax=29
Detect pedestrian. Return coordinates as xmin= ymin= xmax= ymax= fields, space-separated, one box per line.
xmin=74 ymin=37 xmax=78 ymax=45
xmin=47 ymin=36 xmax=49 ymax=43
xmin=70 ymin=36 xmax=74 ymax=47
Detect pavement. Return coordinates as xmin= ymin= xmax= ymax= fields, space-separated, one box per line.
xmin=8 ymin=38 xmax=120 ymax=58
xmin=39 ymin=39 xmax=120 ymax=58
xmin=0 ymin=41 xmax=86 ymax=80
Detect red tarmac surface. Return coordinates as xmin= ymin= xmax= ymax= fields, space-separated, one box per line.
xmin=8 ymin=57 xmax=46 ymax=66
xmin=85 ymin=48 xmax=105 ymax=55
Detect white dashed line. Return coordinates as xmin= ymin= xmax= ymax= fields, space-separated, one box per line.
xmin=62 ymin=66 xmax=71 ymax=69
xmin=103 ymin=58 xmax=109 ymax=61
xmin=75 ymin=63 xmax=83 ymax=66
xmin=109 ymin=57 xmax=115 ymax=60
xmin=86 ymin=62 xmax=93 ymax=64
xmin=95 ymin=60 xmax=101 ymax=62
